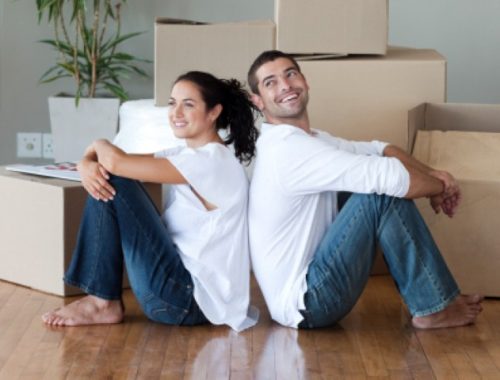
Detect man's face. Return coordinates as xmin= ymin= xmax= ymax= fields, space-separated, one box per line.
xmin=251 ymin=57 xmax=309 ymax=124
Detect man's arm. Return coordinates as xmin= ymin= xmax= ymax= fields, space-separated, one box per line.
xmin=383 ymin=145 xmax=461 ymax=217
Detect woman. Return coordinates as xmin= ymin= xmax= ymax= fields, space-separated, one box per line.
xmin=42 ymin=71 xmax=260 ymax=332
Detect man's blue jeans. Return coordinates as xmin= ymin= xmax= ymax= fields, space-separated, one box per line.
xmin=65 ymin=176 xmax=208 ymax=326
xmin=299 ymin=193 xmax=459 ymax=328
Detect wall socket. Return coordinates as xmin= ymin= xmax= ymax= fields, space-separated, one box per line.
xmin=42 ymin=133 xmax=54 ymax=159
xmin=17 ymin=133 xmax=42 ymax=158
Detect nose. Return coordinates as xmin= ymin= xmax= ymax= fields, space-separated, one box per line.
xmin=170 ymin=104 xmax=183 ymax=119
xmin=278 ymin=76 xmax=292 ymax=92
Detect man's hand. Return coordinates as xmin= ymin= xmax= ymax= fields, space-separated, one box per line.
xmin=428 ymin=170 xmax=461 ymax=217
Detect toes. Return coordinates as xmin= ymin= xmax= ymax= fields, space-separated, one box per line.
xmin=466 ymin=294 xmax=484 ymax=304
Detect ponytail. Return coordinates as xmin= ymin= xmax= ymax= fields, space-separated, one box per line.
xmin=174 ymin=71 xmax=259 ymax=164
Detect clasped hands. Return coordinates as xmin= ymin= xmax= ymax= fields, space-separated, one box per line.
xmin=77 ymin=140 xmax=117 ymax=202
xmin=428 ymin=170 xmax=461 ymax=218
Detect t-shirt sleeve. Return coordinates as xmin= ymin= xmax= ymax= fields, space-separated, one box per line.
xmin=158 ymin=145 xmax=242 ymax=208
xmin=273 ymin=133 xmax=409 ymax=197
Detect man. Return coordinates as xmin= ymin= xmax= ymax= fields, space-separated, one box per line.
xmin=247 ymin=50 xmax=482 ymax=329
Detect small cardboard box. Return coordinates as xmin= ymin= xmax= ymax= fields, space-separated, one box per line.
xmin=276 ymin=0 xmax=388 ymax=55
xmin=155 ymin=18 xmax=275 ymax=106
xmin=297 ymin=47 xmax=446 ymax=150
xmin=0 ymin=168 xmax=162 ymax=296
xmin=410 ymin=103 xmax=500 ymax=296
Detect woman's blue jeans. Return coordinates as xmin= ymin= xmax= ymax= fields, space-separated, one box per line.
xmin=65 ymin=176 xmax=208 ymax=326
xmin=299 ymin=193 xmax=459 ymax=328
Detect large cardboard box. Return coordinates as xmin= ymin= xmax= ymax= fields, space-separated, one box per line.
xmin=276 ymin=0 xmax=388 ymax=55
xmin=0 ymin=168 xmax=162 ymax=296
xmin=155 ymin=19 xmax=275 ymax=106
xmin=298 ymin=47 xmax=447 ymax=150
xmin=410 ymin=103 xmax=500 ymax=296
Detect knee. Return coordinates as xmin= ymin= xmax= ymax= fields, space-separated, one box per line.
xmin=107 ymin=175 xmax=142 ymax=193
xmin=349 ymin=193 xmax=412 ymax=214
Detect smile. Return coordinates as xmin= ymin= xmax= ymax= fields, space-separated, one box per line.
xmin=172 ymin=121 xmax=187 ymax=128
xmin=277 ymin=91 xmax=300 ymax=103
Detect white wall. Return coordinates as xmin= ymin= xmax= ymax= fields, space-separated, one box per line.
xmin=389 ymin=0 xmax=500 ymax=104
xmin=1 ymin=0 xmax=500 ymax=165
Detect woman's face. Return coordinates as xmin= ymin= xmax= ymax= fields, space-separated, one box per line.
xmin=168 ymin=80 xmax=220 ymax=147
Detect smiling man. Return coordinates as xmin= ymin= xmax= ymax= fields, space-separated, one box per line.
xmin=247 ymin=50 xmax=482 ymax=330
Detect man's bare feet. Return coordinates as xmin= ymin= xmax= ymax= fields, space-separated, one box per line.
xmin=41 ymin=295 xmax=124 ymax=327
xmin=411 ymin=294 xmax=484 ymax=329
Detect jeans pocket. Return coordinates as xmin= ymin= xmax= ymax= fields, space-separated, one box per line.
xmin=142 ymin=293 xmax=190 ymax=325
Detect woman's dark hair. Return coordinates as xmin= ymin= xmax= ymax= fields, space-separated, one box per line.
xmin=174 ymin=71 xmax=259 ymax=165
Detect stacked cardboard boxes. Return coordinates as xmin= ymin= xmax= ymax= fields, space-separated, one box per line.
xmin=299 ymin=47 xmax=446 ymax=150
xmin=275 ymin=0 xmax=388 ymax=55
xmin=155 ymin=19 xmax=275 ymax=106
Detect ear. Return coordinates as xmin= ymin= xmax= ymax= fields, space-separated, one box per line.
xmin=209 ymin=103 xmax=223 ymax=121
xmin=251 ymin=93 xmax=265 ymax=111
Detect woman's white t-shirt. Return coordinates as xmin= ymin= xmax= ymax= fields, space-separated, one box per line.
xmin=155 ymin=143 xmax=258 ymax=331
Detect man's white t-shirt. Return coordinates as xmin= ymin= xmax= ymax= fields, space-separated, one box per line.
xmin=155 ymin=143 xmax=258 ymax=332
xmin=249 ymin=123 xmax=410 ymax=328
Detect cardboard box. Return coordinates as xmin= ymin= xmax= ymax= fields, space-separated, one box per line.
xmin=298 ymin=47 xmax=447 ymax=150
xmin=276 ymin=0 xmax=388 ymax=55
xmin=155 ymin=19 xmax=275 ymax=106
xmin=0 ymin=168 xmax=162 ymax=296
xmin=410 ymin=103 xmax=500 ymax=296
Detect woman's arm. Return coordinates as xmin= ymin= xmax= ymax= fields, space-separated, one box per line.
xmin=78 ymin=140 xmax=187 ymax=201
xmin=93 ymin=139 xmax=187 ymax=184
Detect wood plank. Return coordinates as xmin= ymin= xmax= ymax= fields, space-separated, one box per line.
xmin=0 ymin=277 xmax=498 ymax=379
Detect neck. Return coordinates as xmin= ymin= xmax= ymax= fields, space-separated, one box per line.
xmin=186 ymin=131 xmax=223 ymax=149
xmin=266 ymin=112 xmax=312 ymax=134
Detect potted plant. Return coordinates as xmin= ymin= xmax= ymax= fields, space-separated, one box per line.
xmin=36 ymin=0 xmax=150 ymax=162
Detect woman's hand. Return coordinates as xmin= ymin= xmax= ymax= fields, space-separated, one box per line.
xmin=77 ymin=143 xmax=116 ymax=202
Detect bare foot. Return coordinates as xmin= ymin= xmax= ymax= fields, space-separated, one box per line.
xmin=41 ymin=295 xmax=124 ymax=327
xmin=412 ymin=294 xmax=484 ymax=329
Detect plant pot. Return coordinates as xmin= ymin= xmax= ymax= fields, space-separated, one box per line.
xmin=48 ymin=96 xmax=120 ymax=162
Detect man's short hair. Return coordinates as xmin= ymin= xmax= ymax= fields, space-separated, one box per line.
xmin=247 ymin=50 xmax=301 ymax=95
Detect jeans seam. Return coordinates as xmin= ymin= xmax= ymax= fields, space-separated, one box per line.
xmin=114 ymin=185 xmax=194 ymax=296
xmin=304 ymin=201 xmax=365 ymax=327
xmin=384 ymin=199 xmax=458 ymax=316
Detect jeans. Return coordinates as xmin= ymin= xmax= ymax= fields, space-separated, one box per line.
xmin=65 ymin=176 xmax=208 ymax=326
xmin=299 ymin=193 xmax=459 ymax=328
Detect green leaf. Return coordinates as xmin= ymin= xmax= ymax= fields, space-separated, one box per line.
xmin=100 ymin=31 xmax=145 ymax=54
xmin=35 ymin=0 xmax=150 ymax=100
xmin=103 ymin=82 xmax=128 ymax=101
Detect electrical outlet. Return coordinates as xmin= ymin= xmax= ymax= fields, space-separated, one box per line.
xmin=42 ymin=133 xmax=54 ymax=159
xmin=17 ymin=133 xmax=42 ymax=158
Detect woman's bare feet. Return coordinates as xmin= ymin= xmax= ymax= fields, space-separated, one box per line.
xmin=41 ymin=295 xmax=124 ymax=327
xmin=412 ymin=294 xmax=484 ymax=329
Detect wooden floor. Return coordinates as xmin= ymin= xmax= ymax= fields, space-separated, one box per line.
xmin=1 ymin=276 xmax=500 ymax=379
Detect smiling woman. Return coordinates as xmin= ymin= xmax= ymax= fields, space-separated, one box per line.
xmin=41 ymin=71 xmax=261 ymax=332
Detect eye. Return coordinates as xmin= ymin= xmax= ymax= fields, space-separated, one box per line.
xmin=263 ymin=79 xmax=275 ymax=88
xmin=287 ymin=70 xmax=298 ymax=78
xmin=167 ymin=99 xmax=175 ymax=107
